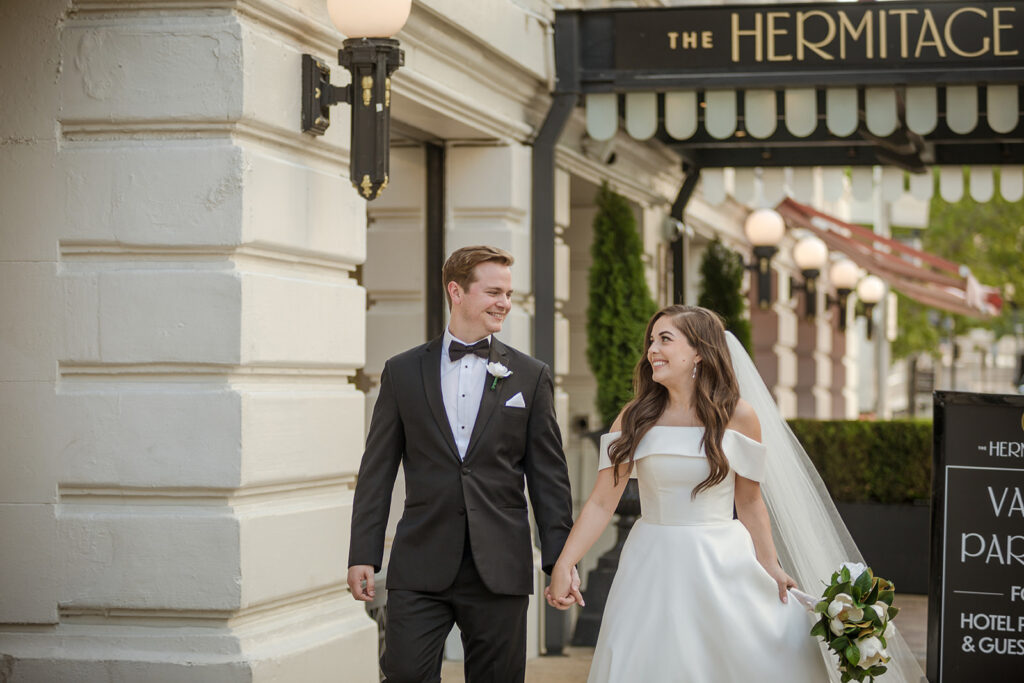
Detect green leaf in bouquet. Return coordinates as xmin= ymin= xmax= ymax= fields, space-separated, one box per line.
xmin=832 ymin=636 xmax=851 ymax=652
xmin=854 ymin=571 xmax=873 ymax=597
xmin=811 ymin=621 xmax=828 ymax=638
xmin=845 ymin=642 xmax=861 ymax=667
xmin=878 ymin=589 xmax=895 ymax=606
xmin=888 ymin=605 xmax=900 ymax=620
xmin=865 ymin=581 xmax=880 ymax=606
xmin=867 ymin=606 xmax=883 ymax=628
xmin=869 ymin=665 xmax=888 ymax=676
xmin=841 ymin=567 xmax=851 ymax=583
xmin=815 ymin=600 xmax=830 ymax=614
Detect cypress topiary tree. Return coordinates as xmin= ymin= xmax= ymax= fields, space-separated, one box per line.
xmin=698 ymin=238 xmax=752 ymax=353
xmin=586 ymin=183 xmax=658 ymax=427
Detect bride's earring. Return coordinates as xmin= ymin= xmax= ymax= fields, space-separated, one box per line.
xmin=692 ymin=362 xmax=698 ymax=379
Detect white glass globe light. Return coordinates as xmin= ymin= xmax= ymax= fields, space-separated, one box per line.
xmin=744 ymin=208 xmax=786 ymax=247
xmin=793 ymin=235 xmax=828 ymax=271
xmin=857 ymin=274 xmax=885 ymax=304
xmin=829 ymin=258 xmax=860 ymax=290
xmin=327 ymin=0 xmax=411 ymax=38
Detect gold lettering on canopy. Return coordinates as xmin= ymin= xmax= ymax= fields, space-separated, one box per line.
xmin=945 ymin=8 xmax=990 ymax=57
xmin=767 ymin=12 xmax=793 ymax=61
xmin=668 ymin=30 xmax=713 ymax=50
xmin=915 ymin=9 xmax=947 ymax=58
xmin=838 ymin=11 xmax=873 ymax=60
xmin=889 ymin=8 xmax=919 ymax=59
xmin=643 ymin=4 xmax=1021 ymax=67
xmin=880 ymin=10 xmax=888 ymax=59
xmin=796 ymin=10 xmax=836 ymax=60
xmin=995 ymin=7 xmax=1021 ymax=56
xmin=732 ymin=12 xmax=764 ymax=62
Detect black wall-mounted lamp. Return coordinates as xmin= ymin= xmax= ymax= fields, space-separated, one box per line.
xmin=856 ymin=275 xmax=886 ymax=339
xmin=302 ymin=0 xmax=410 ymax=200
xmin=789 ymin=234 xmax=828 ymax=318
xmin=744 ymin=208 xmax=786 ymax=309
xmin=826 ymin=258 xmax=860 ymax=331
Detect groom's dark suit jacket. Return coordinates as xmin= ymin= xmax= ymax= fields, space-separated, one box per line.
xmin=348 ymin=335 xmax=573 ymax=596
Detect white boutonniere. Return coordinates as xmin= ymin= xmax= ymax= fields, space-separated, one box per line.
xmin=486 ymin=362 xmax=512 ymax=390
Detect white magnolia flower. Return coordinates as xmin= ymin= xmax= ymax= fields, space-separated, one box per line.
xmin=486 ymin=362 xmax=512 ymax=379
xmin=871 ymin=604 xmax=887 ymax=622
xmin=841 ymin=561 xmax=868 ymax=579
xmin=827 ymin=593 xmax=863 ymax=622
xmin=830 ymin=617 xmax=846 ymax=636
xmin=856 ymin=635 xmax=889 ymax=668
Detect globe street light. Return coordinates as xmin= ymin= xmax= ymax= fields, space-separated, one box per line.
xmin=791 ymin=234 xmax=828 ymax=317
xmin=856 ymin=274 xmax=886 ymax=340
xmin=744 ymin=208 xmax=786 ymax=308
xmin=302 ymin=0 xmax=411 ymax=200
xmin=828 ymin=258 xmax=860 ymax=331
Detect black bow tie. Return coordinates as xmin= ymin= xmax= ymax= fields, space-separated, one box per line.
xmin=449 ymin=339 xmax=490 ymax=362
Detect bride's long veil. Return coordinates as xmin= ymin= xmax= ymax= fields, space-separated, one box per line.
xmin=725 ymin=332 xmax=927 ymax=683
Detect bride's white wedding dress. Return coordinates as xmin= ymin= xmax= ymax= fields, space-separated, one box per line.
xmin=587 ymin=426 xmax=829 ymax=683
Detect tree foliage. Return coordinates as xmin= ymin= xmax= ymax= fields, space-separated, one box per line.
xmin=697 ymin=238 xmax=752 ymax=353
xmin=586 ymin=183 xmax=658 ymax=426
xmin=892 ymin=168 xmax=1024 ymax=359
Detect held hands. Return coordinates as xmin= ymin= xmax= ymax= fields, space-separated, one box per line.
xmin=764 ymin=563 xmax=797 ymax=604
xmin=347 ymin=565 xmax=376 ymax=601
xmin=544 ymin=563 xmax=584 ymax=611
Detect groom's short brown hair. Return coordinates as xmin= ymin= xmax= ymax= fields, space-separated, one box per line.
xmin=442 ymin=245 xmax=514 ymax=309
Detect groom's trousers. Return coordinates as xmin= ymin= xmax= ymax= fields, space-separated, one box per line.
xmin=380 ymin=532 xmax=529 ymax=683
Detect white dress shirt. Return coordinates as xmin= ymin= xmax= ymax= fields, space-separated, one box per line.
xmin=441 ymin=329 xmax=491 ymax=460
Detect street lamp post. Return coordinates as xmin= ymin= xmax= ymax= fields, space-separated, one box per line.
xmin=791 ymin=234 xmax=828 ymax=318
xmin=301 ymin=0 xmax=411 ymax=200
xmin=856 ymin=275 xmax=885 ymax=341
xmin=744 ymin=208 xmax=786 ymax=308
xmin=828 ymin=258 xmax=860 ymax=331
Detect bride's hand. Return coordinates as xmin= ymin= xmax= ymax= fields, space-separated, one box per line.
xmin=765 ymin=564 xmax=797 ymax=603
xmin=545 ymin=563 xmax=583 ymax=610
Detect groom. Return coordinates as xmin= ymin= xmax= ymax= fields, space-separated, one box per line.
xmin=347 ymin=245 xmax=578 ymax=683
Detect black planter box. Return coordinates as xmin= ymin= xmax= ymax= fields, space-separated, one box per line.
xmin=835 ymin=501 xmax=931 ymax=595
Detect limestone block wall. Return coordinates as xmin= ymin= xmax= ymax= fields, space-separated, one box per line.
xmin=0 ymin=0 xmax=377 ymax=679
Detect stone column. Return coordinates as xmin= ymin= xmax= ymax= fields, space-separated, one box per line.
xmin=749 ymin=270 xmax=798 ymax=417
xmin=831 ymin=321 xmax=849 ymax=419
xmin=363 ymin=144 xmax=429 ymax=568
xmin=794 ymin=316 xmax=818 ymax=418
xmin=0 ymin=1 xmax=376 ymax=679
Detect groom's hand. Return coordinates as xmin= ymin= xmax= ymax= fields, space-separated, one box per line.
xmin=347 ymin=565 xmax=376 ymax=601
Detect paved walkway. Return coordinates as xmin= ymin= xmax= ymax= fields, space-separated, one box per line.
xmin=441 ymin=594 xmax=929 ymax=682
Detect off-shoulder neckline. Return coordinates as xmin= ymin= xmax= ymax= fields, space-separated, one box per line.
xmin=603 ymin=425 xmax=763 ymax=446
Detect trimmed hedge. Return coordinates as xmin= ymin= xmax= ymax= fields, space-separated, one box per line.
xmin=788 ymin=419 xmax=932 ymax=504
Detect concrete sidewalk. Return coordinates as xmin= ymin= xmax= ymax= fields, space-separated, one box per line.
xmin=441 ymin=594 xmax=929 ymax=682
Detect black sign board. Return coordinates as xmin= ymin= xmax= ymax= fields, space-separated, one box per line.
xmin=930 ymin=391 xmax=1024 ymax=682
xmin=567 ymin=1 xmax=1024 ymax=90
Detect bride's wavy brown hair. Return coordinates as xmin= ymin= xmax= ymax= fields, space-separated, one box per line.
xmin=608 ymin=305 xmax=740 ymax=497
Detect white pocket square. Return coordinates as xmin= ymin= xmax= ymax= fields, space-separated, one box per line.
xmin=504 ymin=392 xmax=526 ymax=408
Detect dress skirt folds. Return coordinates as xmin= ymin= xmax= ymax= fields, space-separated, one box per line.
xmin=587 ymin=427 xmax=829 ymax=683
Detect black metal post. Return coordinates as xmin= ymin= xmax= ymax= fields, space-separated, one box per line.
xmin=802 ymin=271 xmax=820 ymax=318
xmin=426 ymin=143 xmax=445 ymax=340
xmin=669 ymin=165 xmax=700 ymax=305
xmin=301 ymin=39 xmax=404 ymax=201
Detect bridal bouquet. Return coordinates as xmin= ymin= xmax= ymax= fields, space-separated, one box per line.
xmin=809 ymin=562 xmax=899 ymax=682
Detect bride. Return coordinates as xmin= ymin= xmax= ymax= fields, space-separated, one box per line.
xmin=547 ymin=305 xmax=926 ymax=682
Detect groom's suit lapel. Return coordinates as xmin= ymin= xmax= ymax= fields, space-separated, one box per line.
xmin=420 ymin=336 xmax=461 ymax=463
xmin=464 ymin=338 xmax=511 ymax=463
